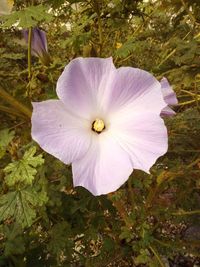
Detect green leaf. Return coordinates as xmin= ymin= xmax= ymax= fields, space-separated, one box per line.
xmin=134 ymin=249 xmax=151 ymax=265
xmin=4 ymin=146 xmax=44 ymax=186
xmin=1 ymin=5 xmax=53 ymax=28
xmin=0 ymin=128 xmax=14 ymax=159
xmin=0 ymin=187 xmax=48 ymax=228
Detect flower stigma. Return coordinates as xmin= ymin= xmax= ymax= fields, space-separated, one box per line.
xmin=92 ymin=118 xmax=105 ymax=134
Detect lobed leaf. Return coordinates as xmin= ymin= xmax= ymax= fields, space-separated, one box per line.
xmin=0 ymin=187 xmax=48 ymax=228
xmin=4 ymin=146 xmax=44 ymax=186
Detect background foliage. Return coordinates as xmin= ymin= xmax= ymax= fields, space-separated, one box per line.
xmin=0 ymin=0 xmax=200 ymax=266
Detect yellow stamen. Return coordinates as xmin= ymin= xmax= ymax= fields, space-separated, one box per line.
xmin=92 ymin=118 xmax=105 ymax=133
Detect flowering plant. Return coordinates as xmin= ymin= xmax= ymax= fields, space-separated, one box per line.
xmin=1 ymin=1 xmax=199 ymax=265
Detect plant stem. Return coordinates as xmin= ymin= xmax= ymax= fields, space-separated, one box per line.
xmin=0 ymin=86 xmax=32 ymax=118
xmin=149 ymin=245 xmax=166 ymax=267
xmin=172 ymin=210 xmax=200 ymax=216
xmin=117 ymin=54 xmax=134 ymax=64
xmin=180 ymin=89 xmax=198 ymax=96
xmin=178 ymin=98 xmax=200 ymax=106
xmin=28 ymin=27 xmax=32 ymax=80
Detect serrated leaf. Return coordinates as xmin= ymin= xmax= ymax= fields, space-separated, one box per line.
xmin=0 ymin=128 xmax=14 ymax=159
xmin=23 ymin=146 xmax=44 ymax=167
xmin=0 ymin=187 xmax=48 ymax=228
xmin=4 ymin=146 xmax=44 ymax=186
xmin=1 ymin=5 xmax=53 ymax=28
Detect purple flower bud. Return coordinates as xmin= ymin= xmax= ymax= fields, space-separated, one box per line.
xmin=23 ymin=27 xmax=51 ymax=66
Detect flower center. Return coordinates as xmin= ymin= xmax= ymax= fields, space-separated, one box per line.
xmin=92 ymin=118 xmax=105 ymax=134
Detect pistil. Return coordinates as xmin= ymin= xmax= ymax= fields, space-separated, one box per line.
xmin=92 ymin=118 xmax=105 ymax=134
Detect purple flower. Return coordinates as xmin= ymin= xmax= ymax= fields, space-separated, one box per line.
xmin=31 ymin=57 xmax=169 ymax=196
xmin=160 ymin=77 xmax=178 ymax=116
xmin=23 ymin=28 xmax=51 ymax=65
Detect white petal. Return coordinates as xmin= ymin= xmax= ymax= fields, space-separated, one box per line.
xmin=31 ymin=100 xmax=92 ymax=164
xmin=110 ymin=113 xmax=168 ymax=173
xmin=72 ymin=133 xmax=133 ymax=196
xmin=103 ymin=66 xmax=166 ymax=115
xmin=56 ymin=57 xmax=115 ymax=119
